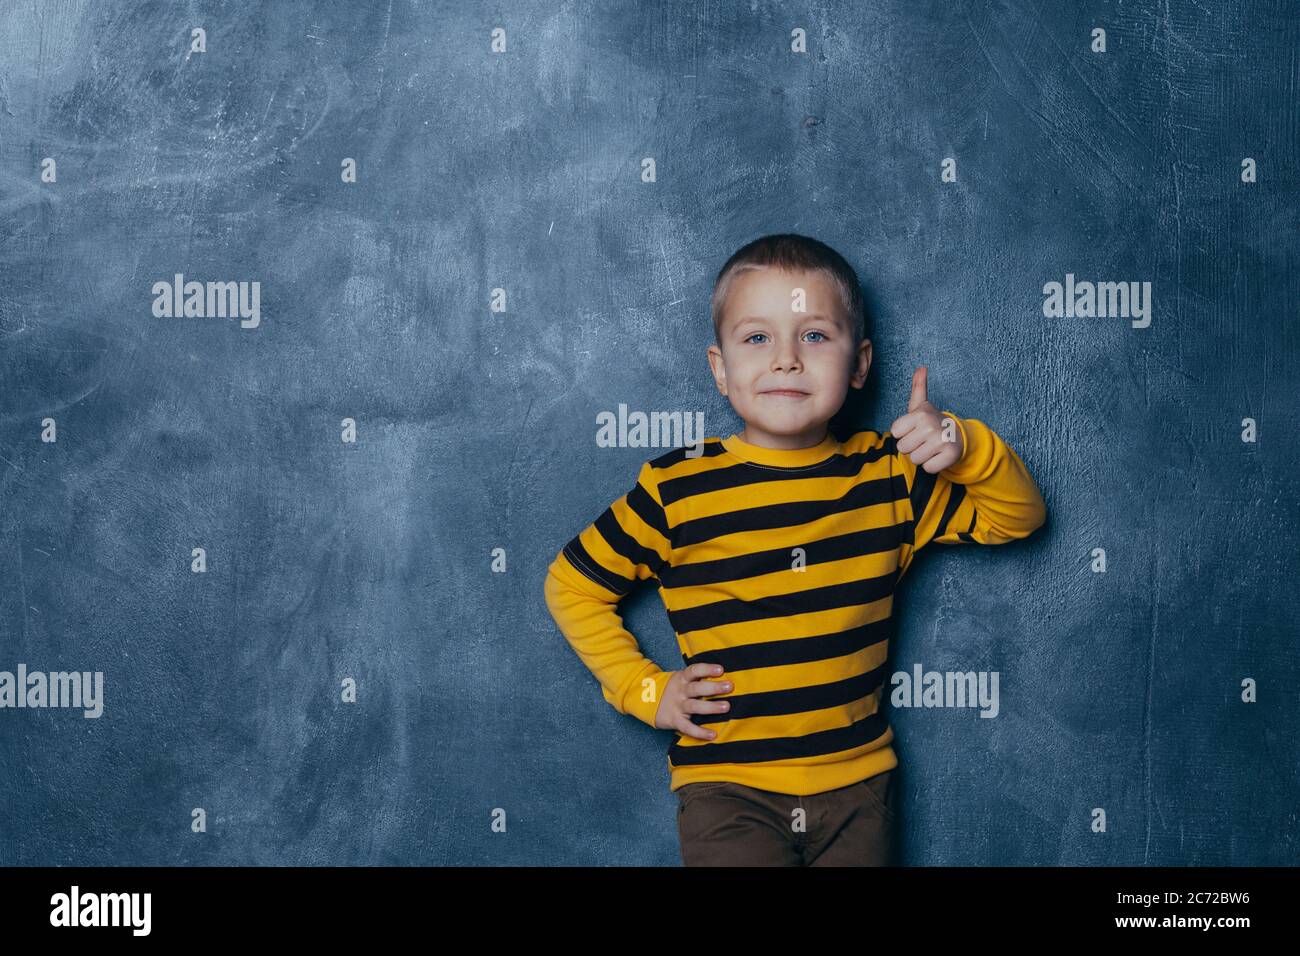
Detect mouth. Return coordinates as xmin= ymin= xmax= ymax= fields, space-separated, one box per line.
xmin=760 ymin=389 xmax=811 ymax=397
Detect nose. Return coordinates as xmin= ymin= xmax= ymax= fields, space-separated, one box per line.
xmin=772 ymin=339 xmax=802 ymax=372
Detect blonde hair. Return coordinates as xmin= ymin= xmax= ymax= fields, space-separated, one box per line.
xmin=710 ymin=233 xmax=867 ymax=347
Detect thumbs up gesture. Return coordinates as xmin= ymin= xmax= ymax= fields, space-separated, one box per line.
xmin=890 ymin=367 xmax=966 ymax=474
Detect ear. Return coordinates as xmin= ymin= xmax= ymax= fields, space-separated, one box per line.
xmin=848 ymin=338 xmax=872 ymax=389
xmin=707 ymin=342 xmax=729 ymax=396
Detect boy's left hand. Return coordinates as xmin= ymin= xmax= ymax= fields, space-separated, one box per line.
xmin=890 ymin=366 xmax=966 ymax=474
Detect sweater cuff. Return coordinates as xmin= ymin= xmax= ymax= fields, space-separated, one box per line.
xmin=616 ymin=667 xmax=674 ymax=728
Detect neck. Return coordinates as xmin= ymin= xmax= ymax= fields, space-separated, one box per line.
xmin=740 ymin=422 xmax=829 ymax=450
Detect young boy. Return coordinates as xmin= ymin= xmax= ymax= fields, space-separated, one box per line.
xmin=544 ymin=233 xmax=1047 ymax=866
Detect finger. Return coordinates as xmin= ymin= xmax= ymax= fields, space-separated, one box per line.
xmin=890 ymin=411 xmax=918 ymax=439
xmin=690 ymin=662 xmax=725 ymax=682
xmin=920 ymin=440 xmax=962 ymax=474
xmin=688 ymin=678 xmax=733 ymax=698
xmin=894 ymin=426 xmax=921 ymax=456
xmin=908 ymin=443 xmax=936 ymax=469
xmin=675 ymin=716 xmax=718 ymax=740
xmin=685 ymin=696 xmax=732 ymax=716
xmin=904 ymin=431 xmax=946 ymax=465
xmin=895 ymin=417 xmax=937 ymax=455
xmin=920 ymin=452 xmax=949 ymax=474
xmin=910 ymin=434 xmax=953 ymax=471
xmin=907 ymin=366 xmax=928 ymax=413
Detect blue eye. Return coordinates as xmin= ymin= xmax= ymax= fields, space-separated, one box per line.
xmin=743 ymin=331 xmax=827 ymax=344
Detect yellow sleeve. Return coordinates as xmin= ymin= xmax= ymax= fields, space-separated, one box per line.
xmin=898 ymin=412 xmax=1047 ymax=556
xmin=543 ymin=460 xmax=675 ymax=729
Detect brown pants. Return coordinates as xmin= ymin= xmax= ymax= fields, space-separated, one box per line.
xmin=675 ymin=770 xmax=898 ymax=866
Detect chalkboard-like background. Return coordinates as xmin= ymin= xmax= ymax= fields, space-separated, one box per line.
xmin=1 ymin=1 xmax=1296 ymax=866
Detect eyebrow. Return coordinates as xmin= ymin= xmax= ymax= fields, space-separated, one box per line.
xmin=731 ymin=313 xmax=847 ymax=331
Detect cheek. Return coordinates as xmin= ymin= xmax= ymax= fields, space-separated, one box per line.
xmin=811 ymin=354 xmax=852 ymax=383
xmin=729 ymin=360 xmax=764 ymax=389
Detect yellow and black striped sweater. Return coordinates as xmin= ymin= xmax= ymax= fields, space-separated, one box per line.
xmin=544 ymin=413 xmax=1047 ymax=796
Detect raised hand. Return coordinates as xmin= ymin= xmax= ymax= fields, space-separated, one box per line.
xmin=889 ymin=366 xmax=965 ymax=474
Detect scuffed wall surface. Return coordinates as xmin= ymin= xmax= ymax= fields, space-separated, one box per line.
xmin=0 ymin=0 xmax=1295 ymax=865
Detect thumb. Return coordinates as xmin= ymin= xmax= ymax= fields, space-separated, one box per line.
xmin=907 ymin=366 xmax=928 ymax=413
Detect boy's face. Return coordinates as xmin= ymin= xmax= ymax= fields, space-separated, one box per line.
xmin=708 ymin=267 xmax=872 ymax=449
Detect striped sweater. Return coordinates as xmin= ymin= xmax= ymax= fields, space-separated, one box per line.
xmin=543 ymin=412 xmax=1047 ymax=796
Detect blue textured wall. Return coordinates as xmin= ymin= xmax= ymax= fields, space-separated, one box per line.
xmin=1 ymin=0 xmax=1296 ymax=866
